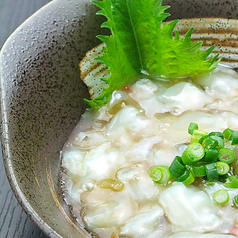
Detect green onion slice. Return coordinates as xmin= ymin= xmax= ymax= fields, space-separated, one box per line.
xmin=231 ymin=131 xmax=238 ymax=145
xmin=188 ymin=122 xmax=198 ymax=135
xmin=225 ymin=175 xmax=238 ymax=188
xmin=176 ymin=169 xmax=194 ymax=186
xmin=223 ymin=128 xmax=234 ymax=140
xmin=182 ymin=142 xmax=205 ymax=165
xmin=213 ymin=189 xmax=229 ymax=205
xmin=191 ymin=130 xmax=208 ymax=143
xmin=233 ymin=194 xmax=238 ymax=208
xmin=209 ymin=135 xmax=224 ymax=149
xmin=218 ymin=148 xmax=236 ymax=164
xmin=192 ymin=164 xmax=206 ymax=177
xmin=209 ymin=131 xmax=224 ymax=139
xmin=169 ymin=156 xmax=185 ymax=178
xmin=202 ymin=148 xmax=218 ymax=163
xmin=202 ymin=137 xmax=218 ymax=149
xmin=205 ymin=163 xmax=219 ymax=182
xmin=198 ymin=135 xmax=209 ymax=145
xmin=150 ymin=166 xmax=173 ymax=184
xmin=216 ymin=161 xmax=230 ymax=175
xmin=218 ymin=174 xmax=229 ymax=183
xmin=151 ymin=125 xmax=238 ymax=187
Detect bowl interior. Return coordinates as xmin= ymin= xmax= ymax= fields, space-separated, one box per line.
xmin=1 ymin=0 xmax=238 ymax=237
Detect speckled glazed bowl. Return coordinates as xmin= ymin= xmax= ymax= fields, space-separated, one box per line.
xmin=1 ymin=0 xmax=238 ymax=237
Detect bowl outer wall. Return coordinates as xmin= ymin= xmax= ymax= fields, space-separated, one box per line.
xmin=1 ymin=0 xmax=238 ymax=238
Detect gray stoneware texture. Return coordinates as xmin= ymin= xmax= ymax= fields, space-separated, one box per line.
xmin=0 ymin=0 xmax=238 ymax=238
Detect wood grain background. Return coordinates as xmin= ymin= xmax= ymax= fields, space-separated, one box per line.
xmin=0 ymin=1 xmax=51 ymax=237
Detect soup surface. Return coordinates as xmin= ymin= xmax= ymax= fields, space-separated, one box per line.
xmin=61 ymin=66 xmax=238 ymax=238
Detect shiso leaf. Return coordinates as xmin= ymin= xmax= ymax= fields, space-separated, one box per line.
xmin=85 ymin=0 xmax=220 ymax=109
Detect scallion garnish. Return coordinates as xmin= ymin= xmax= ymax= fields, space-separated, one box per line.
xmin=199 ymin=135 xmax=209 ymax=146
xmin=191 ymin=130 xmax=208 ymax=143
xmin=181 ymin=142 xmax=205 ymax=165
xmin=205 ymin=163 xmax=219 ymax=182
xmin=188 ymin=122 xmax=198 ymax=135
xmin=225 ymin=175 xmax=238 ymax=188
xmin=213 ymin=189 xmax=229 ymax=205
xmin=218 ymin=148 xmax=236 ymax=164
xmin=216 ymin=161 xmax=230 ymax=175
xmin=150 ymin=166 xmax=173 ymax=184
xmin=202 ymin=136 xmax=218 ymax=149
xmin=169 ymin=156 xmax=185 ymax=178
xmin=151 ymin=124 xmax=238 ymax=194
xmin=218 ymin=174 xmax=229 ymax=183
xmin=209 ymin=131 xmax=224 ymax=139
xmin=223 ymin=128 xmax=234 ymax=140
xmin=210 ymin=135 xmax=224 ymax=149
xmin=176 ymin=169 xmax=195 ymax=186
xmin=192 ymin=164 xmax=206 ymax=177
xmin=202 ymin=148 xmax=218 ymax=163
xmin=233 ymin=194 xmax=238 ymax=208
xmin=231 ymin=131 xmax=238 ymax=145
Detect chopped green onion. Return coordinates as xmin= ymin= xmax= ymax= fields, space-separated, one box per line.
xmin=233 ymin=194 xmax=238 ymax=208
xmin=223 ymin=128 xmax=238 ymax=144
xmin=209 ymin=131 xmax=224 ymax=139
xmin=201 ymin=148 xmax=218 ymax=163
xmin=225 ymin=175 xmax=238 ymax=188
xmin=169 ymin=156 xmax=185 ymax=178
xmin=205 ymin=163 xmax=219 ymax=182
xmin=209 ymin=135 xmax=224 ymax=149
xmin=216 ymin=161 xmax=230 ymax=175
xmin=202 ymin=137 xmax=218 ymax=149
xmin=176 ymin=169 xmax=194 ymax=186
xmin=188 ymin=122 xmax=198 ymax=135
xmin=191 ymin=130 xmax=208 ymax=143
xmin=151 ymin=125 xmax=238 ymax=187
xmin=199 ymin=135 xmax=209 ymax=145
xmin=218 ymin=174 xmax=229 ymax=183
xmin=218 ymin=148 xmax=236 ymax=164
xmin=199 ymin=134 xmax=224 ymax=149
xmin=192 ymin=164 xmax=206 ymax=177
xmin=150 ymin=166 xmax=173 ymax=184
xmin=223 ymin=128 xmax=234 ymax=140
xmin=182 ymin=142 xmax=205 ymax=165
xmin=231 ymin=131 xmax=238 ymax=145
xmin=213 ymin=189 xmax=229 ymax=205
xmin=182 ymin=172 xmax=195 ymax=186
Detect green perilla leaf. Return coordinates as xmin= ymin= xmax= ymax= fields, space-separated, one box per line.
xmin=86 ymin=0 xmax=220 ymax=109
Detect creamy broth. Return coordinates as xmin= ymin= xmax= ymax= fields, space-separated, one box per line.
xmin=61 ymin=66 xmax=238 ymax=238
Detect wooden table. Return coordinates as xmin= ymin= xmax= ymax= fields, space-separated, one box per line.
xmin=0 ymin=1 xmax=51 ymax=237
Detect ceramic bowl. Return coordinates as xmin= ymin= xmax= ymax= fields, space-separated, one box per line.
xmin=1 ymin=0 xmax=238 ymax=237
